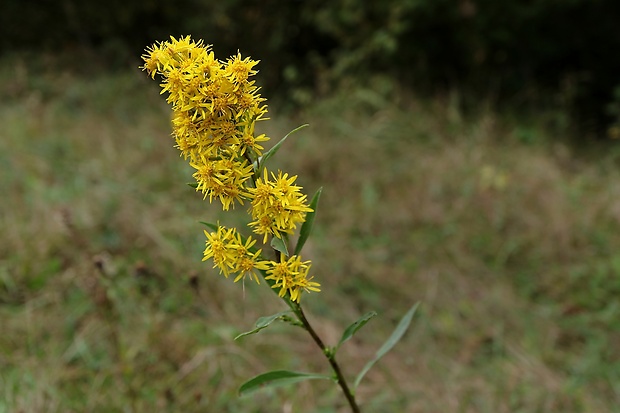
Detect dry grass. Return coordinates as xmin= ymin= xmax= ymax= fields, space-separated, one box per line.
xmin=1 ymin=61 xmax=619 ymax=412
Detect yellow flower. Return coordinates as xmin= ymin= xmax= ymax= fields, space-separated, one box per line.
xmin=141 ymin=41 xmax=167 ymax=78
xmin=247 ymin=169 xmax=313 ymax=242
xmin=190 ymin=154 xmax=254 ymax=210
xmin=202 ymin=226 xmax=237 ymax=277
xmin=265 ymin=255 xmax=320 ymax=302
xmin=203 ymin=226 xmax=269 ymax=284
xmin=238 ymin=132 xmax=269 ymax=156
xmin=145 ymin=37 xmax=321 ymax=301
xmin=233 ymin=88 xmax=269 ymax=124
xmin=229 ymin=232 xmax=270 ymax=284
xmin=142 ymin=36 xmax=271 ymax=183
xmin=223 ymin=52 xmax=259 ymax=86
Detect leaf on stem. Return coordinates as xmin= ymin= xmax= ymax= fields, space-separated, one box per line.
xmin=335 ymin=311 xmax=377 ymax=353
xmin=270 ymin=234 xmax=290 ymax=256
xmin=239 ymin=370 xmax=334 ymax=396
xmin=294 ymin=187 xmax=322 ymax=256
xmin=234 ymin=311 xmax=293 ymax=340
xmin=199 ymin=221 xmax=219 ymax=232
xmin=259 ymin=124 xmax=309 ymax=172
xmin=353 ymin=302 xmax=420 ymax=389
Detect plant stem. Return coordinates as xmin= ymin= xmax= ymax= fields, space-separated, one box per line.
xmin=293 ymin=303 xmax=361 ymax=413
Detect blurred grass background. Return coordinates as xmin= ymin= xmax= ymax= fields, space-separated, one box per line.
xmin=1 ymin=1 xmax=620 ymax=412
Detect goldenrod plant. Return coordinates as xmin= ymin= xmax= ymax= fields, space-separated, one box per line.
xmin=141 ymin=35 xmax=418 ymax=412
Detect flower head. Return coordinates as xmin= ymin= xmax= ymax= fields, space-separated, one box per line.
xmin=202 ymin=226 xmax=237 ymax=277
xmin=203 ymin=226 xmax=269 ymax=283
xmin=265 ymin=255 xmax=321 ymax=302
xmin=190 ymin=154 xmax=254 ymax=210
xmin=223 ymin=52 xmax=260 ymax=86
xmin=247 ymin=169 xmax=313 ymax=242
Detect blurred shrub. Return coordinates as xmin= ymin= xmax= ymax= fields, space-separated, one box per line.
xmin=2 ymin=0 xmax=619 ymax=129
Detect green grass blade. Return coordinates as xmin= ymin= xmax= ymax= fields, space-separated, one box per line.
xmin=239 ymin=370 xmax=334 ymax=396
xmin=294 ymin=187 xmax=322 ymax=256
xmin=335 ymin=311 xmax=377 ymax=352
xmin=234 ymin=311 xmax=292 ymax=340
xmin=353 ymin=302 xmax=420 ymax=389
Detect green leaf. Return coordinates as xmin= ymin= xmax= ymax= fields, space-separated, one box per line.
xmin=199 ymin=221 xmax=219 ymax=232
xmin=335 ymin=311 xmax=377 ymax=352
xmin=294 ymin=187 xmax=322 ymax=256
xmin=259 ymin=124 xmax=308 ymax=171
xmin=270 ymin=235 xmax=290 ymax=256
xmin=353 ymin=302 xmax=420 ymax=389
xmin=234 ymin=311 xmax=292 ymax=340
xmin=188 ymin=182 xmax=198 ymax=188
xmin=239 ymin=370 xmax=334 ymax=396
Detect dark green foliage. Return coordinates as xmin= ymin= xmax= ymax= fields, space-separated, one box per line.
xmin=2 ymin=1 xmax=618 ymax=128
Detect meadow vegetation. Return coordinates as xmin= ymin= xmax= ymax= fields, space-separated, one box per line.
xmin=1 ymin=59 xmax=619 ymax=412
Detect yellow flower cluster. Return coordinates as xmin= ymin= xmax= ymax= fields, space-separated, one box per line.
xmin=248 ymin=170 xmax=314 ymax=242
xmin=266 ymin=255 xmax=321 ymax=302
xmin=203 ymin=226 xmax=320 ymax=301
xmin=143 ymin=36 xmax=320 ymax=302
xmin=141 ymin=35 xmax=268 ymax=210
xmin=203 ymin=226 xmax=270 ymax=284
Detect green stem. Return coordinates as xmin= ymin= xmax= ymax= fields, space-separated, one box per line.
xmin=243 ymin=151 xmax=259 ymax=189
xmin=293 ymin=303 xmax=361 ymax=413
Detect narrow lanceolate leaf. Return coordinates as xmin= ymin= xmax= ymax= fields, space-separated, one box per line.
xmin=234 ymin=311 xmax=292 ymax=340
xmin=188 ymin=182 xmax=198 ymax=188
xmin=271 ymin=235 xmax=290 ymax=256
xmin=294 ymin=187 xmax=322 ymax=256
xmin=353 ymin=302 xmax=420 ymax=389
xmin=259 ymin=124 xmax=309 ymax=171
xmin=239 ymin=370 xmax=334 ymax=396
xmin=335 ymin=311 xmax=378 ymax=352
xmin=199 ymin=221 xmax=219 ymax=232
